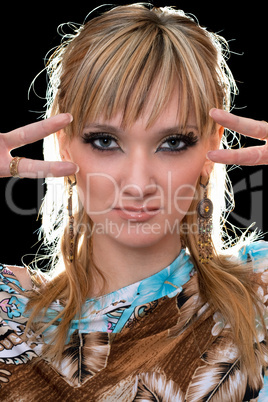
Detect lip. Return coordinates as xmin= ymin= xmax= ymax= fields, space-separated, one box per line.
xmin=113 ymin=206 xmax=161 ymax=222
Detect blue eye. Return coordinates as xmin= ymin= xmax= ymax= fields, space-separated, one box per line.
xmin=94 ymin=137 xmax=117 ymax=149
xmin=158 ymin=132 xmax=198 ymax=153
xmin=161 ymin=138 xmax=185 ymax=150
xmin=82 ymin=133 xmax=120 ymax=151
xmin=82 ymin=131 xmax=199 ymax=153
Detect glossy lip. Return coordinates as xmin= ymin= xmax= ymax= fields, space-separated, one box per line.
xmin=113 ymin=206 xmax=161 ymax=222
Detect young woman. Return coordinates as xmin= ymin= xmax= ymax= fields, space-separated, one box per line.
xmin=0 ymin=4 xmax=268 ymax=401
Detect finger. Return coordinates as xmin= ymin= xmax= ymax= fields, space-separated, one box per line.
xmin=207 ymin=146 xmax=268 ymax=166
xmin=209 ymin=108 xmax=268 ymax=141
xmin=8 ymin=157 xmax=79 ymax=179
xmin=4 ymin=114 xmax=73 ymax=151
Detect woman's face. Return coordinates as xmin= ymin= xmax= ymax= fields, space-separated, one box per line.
xmin=60 ymin=91 xmax=222 ymax=252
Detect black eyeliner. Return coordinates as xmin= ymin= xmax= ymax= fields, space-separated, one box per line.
xmin=82 ymin=132 xmax=118 ymax=142
xmin=81 ymin=131 xmax=199 ymax=153
xmin=157 ymin=132 xmax=199 ymax=152
xmin=81 ymin=132 xmax=120 ymax=151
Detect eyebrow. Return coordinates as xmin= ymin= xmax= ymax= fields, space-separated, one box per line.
xmin=83 ymin=123 xmax=199 ymax=136
xmin=83 ymin=123 xmax=124 ymax=135
xmin=155 ymin=125 xmax=199 ymax=136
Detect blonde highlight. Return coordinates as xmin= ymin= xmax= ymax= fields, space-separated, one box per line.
xmin=24 ymin=4 xmax=265 ymax=385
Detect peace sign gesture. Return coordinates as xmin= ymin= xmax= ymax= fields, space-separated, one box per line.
xmin=208 ymin=109 xmax=268 ymax=165
xmin=0 ymin=114 xmax=78 ymax=178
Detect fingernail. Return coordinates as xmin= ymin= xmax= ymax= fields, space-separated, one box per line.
xmin=206 ymin=151 xmax=216 ymax=160
xmin=66 ymin=113 xmax=73 ymax=123
xmin=209 ymin=108 xmax=216 ymax=117
xmin=61 ymin=162 xmax=79 ymax=175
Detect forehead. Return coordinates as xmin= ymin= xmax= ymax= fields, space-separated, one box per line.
xmin=84 ymin=89 xmax=197 ymax=133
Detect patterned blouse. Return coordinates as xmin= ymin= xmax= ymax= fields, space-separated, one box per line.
xmin=0 ymin=243 xmax=268 ymax=401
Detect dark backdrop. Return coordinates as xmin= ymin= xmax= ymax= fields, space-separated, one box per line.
xmin=1 ymin=1 xmax=267 ymax=265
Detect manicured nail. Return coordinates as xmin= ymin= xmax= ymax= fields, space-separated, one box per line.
xmin=209 ymin=108 xmax=217 ymax=117
xmin=66 ymin=113 xmax=73 ymax=123
xmin=206 ymin=151 xmax=217 ymax=160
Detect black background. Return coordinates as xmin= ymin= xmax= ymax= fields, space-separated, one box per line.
xmin=1 ymin=1 xmax=267 ymax=265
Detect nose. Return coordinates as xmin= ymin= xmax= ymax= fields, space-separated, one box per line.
xmin=120 ymin=152 xmax=157 ymax=199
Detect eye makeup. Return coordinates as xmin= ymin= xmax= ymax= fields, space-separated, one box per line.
xmin=81 ymin=130 xmax=199 ymax=153
xmin=81 ymin=132 xmax=120 ymax=151
xmin=157 ymin=132 xmax=199 ymax=153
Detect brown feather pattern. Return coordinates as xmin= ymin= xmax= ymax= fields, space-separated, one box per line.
xmin=55 ymin=330 xmax=110 ymax=387
xmin=134 ymin=372 xmax=185 ymax=401
xmin=186 ymin=361 xmax=247 ymax=402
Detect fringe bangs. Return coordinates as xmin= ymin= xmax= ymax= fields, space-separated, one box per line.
xmin=53 ymin=7 xmax=230 ymax=138
xmin=32 ymin=5 xmax=265 ymax=381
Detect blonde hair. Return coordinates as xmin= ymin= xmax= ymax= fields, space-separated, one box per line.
xmin=26 ymin=4 xmax=264 ymax=384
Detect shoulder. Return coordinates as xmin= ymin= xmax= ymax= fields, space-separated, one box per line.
xmin=0 ymin=264 xmax=32 ymax=291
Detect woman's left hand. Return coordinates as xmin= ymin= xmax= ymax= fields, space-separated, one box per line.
xmin=207 ymin=108 xmax=268 ymax=165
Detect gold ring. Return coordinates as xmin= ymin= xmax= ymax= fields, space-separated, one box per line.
xmin=9 ymin=157 xmax=25 ymax=178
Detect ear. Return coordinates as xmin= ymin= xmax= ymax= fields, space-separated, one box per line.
xmin=201 ymin=125 xmax=224 ymax=178
xmin=56 ymin=130 xmax=72 ymax=161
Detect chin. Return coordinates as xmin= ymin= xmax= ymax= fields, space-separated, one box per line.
xmin=117 ymin=234 xmax=164 ymax=249
xmin=108 ymin=224 xmax=175 ymax=250
xmin=90 ymin=216 xmax=181 ymax=249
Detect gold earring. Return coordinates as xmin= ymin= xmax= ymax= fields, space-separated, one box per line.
xmin=67 ymin=176 xmax=76 ymax=262
xmin=197 ymin=177 xmax=213 ymax=263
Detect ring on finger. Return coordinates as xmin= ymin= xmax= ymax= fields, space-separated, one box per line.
xmin=9 ymin=156 xmax=25 ymax=178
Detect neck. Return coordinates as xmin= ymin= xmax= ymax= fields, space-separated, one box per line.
xmin=90 ymin=234 xmax=181 ymax=296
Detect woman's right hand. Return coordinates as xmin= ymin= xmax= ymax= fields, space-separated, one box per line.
xmin=0 ymin=113 xmax=78 ymax=178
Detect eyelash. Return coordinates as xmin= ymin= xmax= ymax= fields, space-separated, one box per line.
xmin=158 ymin=132 xmax=199 ymax=152
xmin=82 ymin=133 xmax=120 ymax=152
xmin=81 ymin=132 xmax=199 ymax=153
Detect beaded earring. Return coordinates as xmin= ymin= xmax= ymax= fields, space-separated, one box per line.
xmin=67 ymin=176 xmax=77 ymax=262
xmin=197 ymin=177 xmax=213 ymax=263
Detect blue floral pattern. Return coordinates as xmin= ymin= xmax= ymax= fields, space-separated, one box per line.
xmin=39 ymin=249 xmax=195 ymax=340
xmin=0 ymin=242 xmax=267 ymax=400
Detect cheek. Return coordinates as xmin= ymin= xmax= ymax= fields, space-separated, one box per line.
xmin=172 ymin=181 xmax=197 ymax=217
xmin=76 ymin=169 xmax=118 ymax=215
xmin=69 ymin=146 xmax=117 ymax=214
xmin=167 ymin=163 xmax=202 ymax=217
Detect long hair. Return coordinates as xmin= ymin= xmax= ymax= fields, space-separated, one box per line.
xmin=25 ymin=4 xmax=264 ymax=384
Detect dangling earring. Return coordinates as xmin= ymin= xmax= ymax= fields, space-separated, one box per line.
xmin=67 ymin=176 xmax=77 ymax=263
xmin=197 ymin=177 xmax=213 ymax=263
